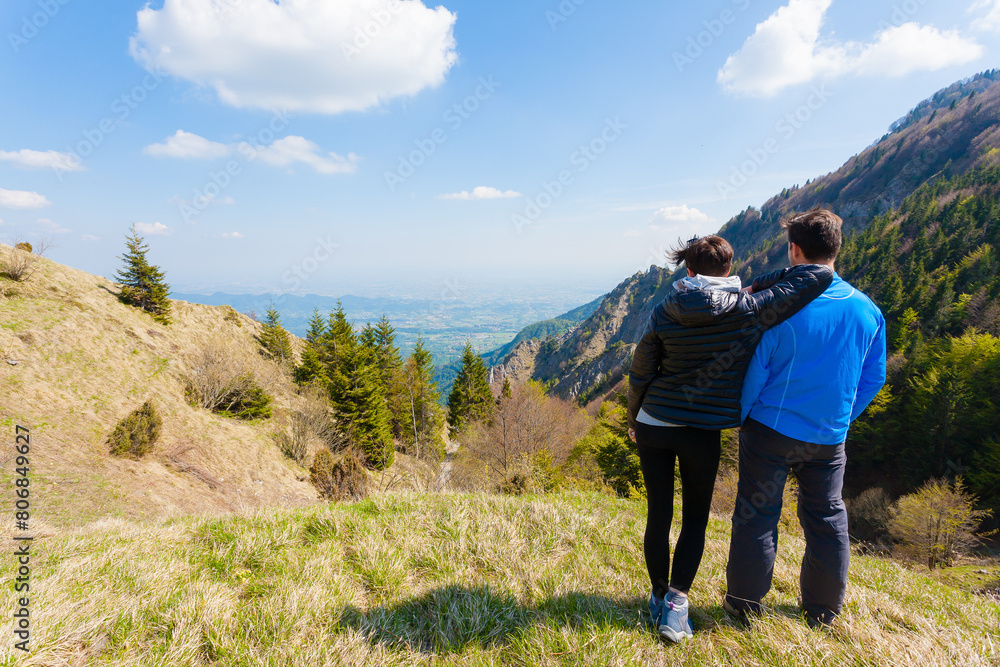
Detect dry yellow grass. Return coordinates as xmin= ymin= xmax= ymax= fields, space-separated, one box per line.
xmin=0 ymin=243 xmax=320 ymax=526
xmin=0 ymin=492 xmax=996 ymax=666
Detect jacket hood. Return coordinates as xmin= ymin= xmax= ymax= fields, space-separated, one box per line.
xmin=661 ymin=288 xmax=739 ymax=327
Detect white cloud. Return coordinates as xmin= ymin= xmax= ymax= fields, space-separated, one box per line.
xmin=220 ymin=232 xmax=244 ymax=239
xmin=149 ymin=131 xmax=357 ymax=175
xmin=81 ymin=234 xmax=99 ymax=241
xmin=135 ymin=222 xmax=171 ymax=236
xmin=718 ymin=0 xmax=983 ymax=97
xmin=438 ymin=186 xmax=522 ymax=200
xmin=0 ymin=149 xmax=84 ymax=172
xmin=0 ymin=188 xmax=50 ymax=209
xmin=624 ymin=229 xmax=641 ymax=237
xmin=144 ymin=130 xmax=231 ymax=159
xmin=130 ymin=0 xmax=458 ymax=114
xmin=245 ymin=136 xmax=359 ymax=174
xmin=36 ymin=218 xmax=71 ymax=234
xmin=970 ymin=0 xmax=1000 ymax=31
xmin=651 ymin=205 xmax=712 ymax=225
xmin=853 ymin=24 xmax=984 ymax=77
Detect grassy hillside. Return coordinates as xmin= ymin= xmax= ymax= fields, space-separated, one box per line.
xmin=1 ymin=491 xmax=996 ymax=666
xmin=0 ymin=244 xmax=320 ymax=527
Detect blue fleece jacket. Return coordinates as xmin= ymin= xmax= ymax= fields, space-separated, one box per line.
xmin=740 ymin=272 xmax=887 ymax=445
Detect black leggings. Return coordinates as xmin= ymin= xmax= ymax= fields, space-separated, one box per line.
xmin=635 ymin=421 xmax=721 ymax=596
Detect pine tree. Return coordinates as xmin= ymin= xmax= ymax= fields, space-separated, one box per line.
xmin=401 ymin=336 xmax=446 ymax=459
xmin=324 ymin=301 xmax=354 ymax=370
xmin=115 ymin=226 xmax=172 ymax=323
xmin=295 ymin=309 xmax=328 ymax=385
xmin=447 ymin=341 xmax=495 ymax=433
xmin=305 ymin=308 xmax=327 ymax=345
xmin=371 ymin=314 xmax=408 ymax=437
xmin=327 ymin=316 xmax=394 ymax=470
xmin=260 ymin=302 xmax=293 ymax=364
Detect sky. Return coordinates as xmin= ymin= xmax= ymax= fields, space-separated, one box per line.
xmin=0 ymin=0 xmax=998 ymax=298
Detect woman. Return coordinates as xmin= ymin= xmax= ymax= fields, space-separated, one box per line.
xmin=627 ymin=235 xmax=832 ymax=642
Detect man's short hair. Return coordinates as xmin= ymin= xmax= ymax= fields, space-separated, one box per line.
xmin=669 ymin=235 xmax=734 ymax=277
xmin=781 ymin=207 xmax=843 ymax=262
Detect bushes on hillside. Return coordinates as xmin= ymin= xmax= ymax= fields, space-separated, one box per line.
xmin=185 ymin=342 xmax=273 ymax=420
xmin=462 ymin=381 xmax=591 ymax=493
xmin=847 ymin=487 xmax=893 ymax=548
xmin=107 ymin=401 xmax=161 ymax=459
xmin=890 ymin=478 xmax=992 ymax=569
xmin=310 ymin=449 xmax=369 ymax=501
xmin=1 ymin=237 xmax=48 ymax=282
xmin=274 ymin=390 xmax=346 ymax=465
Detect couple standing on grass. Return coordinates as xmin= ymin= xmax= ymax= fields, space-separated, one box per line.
xmin=626 ymin=208 xmax=887 ymax=642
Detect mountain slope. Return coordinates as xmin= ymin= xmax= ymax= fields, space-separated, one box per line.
xmin=512 ymin=69 xmax=1000 ymax=406
xmin=0 ymin=245 xmax=321 ymax=527
xmin=4 ymin=491 xmax=996 ymax=665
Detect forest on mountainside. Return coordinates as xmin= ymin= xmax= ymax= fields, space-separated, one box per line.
xmin=838 ymin=163 xmax=1000 ymax=524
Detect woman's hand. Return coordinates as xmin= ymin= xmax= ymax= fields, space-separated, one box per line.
xmin=628 ymin=428 xmax=637 ymax=443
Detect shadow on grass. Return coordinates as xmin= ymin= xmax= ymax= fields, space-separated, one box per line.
xmin=335 ymin=585 xmax=647 ymax=654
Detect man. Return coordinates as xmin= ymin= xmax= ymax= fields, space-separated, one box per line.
xmin=724 ymin=207 xmax=886 ymax=628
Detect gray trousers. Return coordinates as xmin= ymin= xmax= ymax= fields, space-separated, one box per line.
xmin=725 ymin=418 xmax=849 ymax=623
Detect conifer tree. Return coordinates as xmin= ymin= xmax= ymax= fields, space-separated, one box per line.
xmin=295 ymin=309 xmax=328 ymax=385
xmin=260 ymin=302 xmax=293 ymax=364
xmin=324 ymin=301 xmax=354 ymax=370
xmin=370 ymin=314 xmax=408 ymax=437
xmin=305 ymin=308 xmax=327 ymax=345
xmin=401 ymin=335 xmax=446 ymax=458
xmin=115 ymin=225 xmax=172 ymax=323
xmin=328 ymin=329 xmax=395 ymax=470
xmin=447 ymin=341 xmax=495 ymax=433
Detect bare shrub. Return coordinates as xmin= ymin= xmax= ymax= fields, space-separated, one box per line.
xmin=847 ymin=487 xmax=893 ymax=547
xmin=275 ymin=389 xmax=344 ymax=465
xmin=2 ymin=237 xmax=50 ymax=282
xmin=185 ymin=341 xmax=272 ymax=420
xmin=890 ymin=478 xmax=993 ymax=569
xmin=464 ymin=382 xmax=591 ymax=490
xmin=310 ymin=449 xmax=369 ymax=501
xmin=107 ymin=401 xmax=161 ymax=459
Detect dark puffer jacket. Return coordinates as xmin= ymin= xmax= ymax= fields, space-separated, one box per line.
xmin=627 ymin=265 xmax=834 ymax=430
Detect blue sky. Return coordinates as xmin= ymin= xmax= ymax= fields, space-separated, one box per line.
xmin=0 ymin=0 xmax=997 ymax=297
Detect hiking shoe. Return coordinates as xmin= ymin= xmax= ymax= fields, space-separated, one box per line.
xmin=658 ymin=591 xmax=694 ymax=643
xmin=648 ymin=592 xmax=665 ymax=630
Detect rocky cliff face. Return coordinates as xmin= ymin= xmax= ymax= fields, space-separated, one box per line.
xmin=495 ymin=265 xmax=680 ymax=402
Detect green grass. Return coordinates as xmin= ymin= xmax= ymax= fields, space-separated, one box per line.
xmin=1 ymin=492 xmax=998 ymax=666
